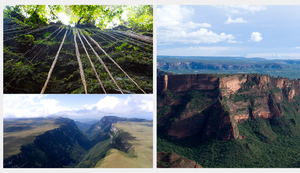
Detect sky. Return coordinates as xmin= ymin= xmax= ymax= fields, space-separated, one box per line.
xmin=3 ymin=94 xmax=153 ymax=120
xmin=157 ymin=5 xmax=300 ymax=59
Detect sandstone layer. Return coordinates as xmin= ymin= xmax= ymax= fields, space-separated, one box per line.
xmin=157 ymin=73 xmax=300 ymax=141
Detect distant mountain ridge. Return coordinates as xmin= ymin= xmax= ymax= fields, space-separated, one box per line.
xmin=157 ymin=56 xmax=300 ymax=80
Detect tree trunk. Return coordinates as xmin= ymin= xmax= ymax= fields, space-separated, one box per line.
xmin=76 ymin=17 xmax=84 ymax=26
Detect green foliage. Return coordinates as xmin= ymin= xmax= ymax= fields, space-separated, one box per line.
xmin=43 ymin=32 xmax=51 ymax=38
xmin=133 ymin=46 xmax=140 ymax=51
xmin=4 ymin=118 xmax=91 ymax=168
xmin=77 ymin=138 xmax=111 ymax=168
xmin=244 ymin=81 xmax=257 ymax=87
xmin=271 ymin=87 xmax=282 ymax=93
xmin=158 ymin=112 xmax=300 ymax=168
xmin=5 ymin=5 xmax=152 ymax=31
xmin=126 ymin=5 xmax=153 ymax=31
xmin=4 ymin=5 xmax=153 ymax=94
xmin=115 ymin=42 xmax=127 ymax=51
xmin=236 ymin=108 xmax=247 ymax=112
xmin=230 ymin=93 xmax=263 ymax=103
xmin=157 ymin=72 xmax=300 ymax=168
xmin=4 ymin=5 xmax=63 ymax=27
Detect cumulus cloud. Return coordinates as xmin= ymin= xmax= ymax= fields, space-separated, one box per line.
xmin=225 ymin=14 xmax=247 ymax=24
xmin=159 ymin=28 xmax=236 ymax=45
xmin=214 ymin=5 xmax=267 ymax=14
xmin=3 ymin=95 xmax=153 ymax=119
xmin=249 ymin=32 xmax=263 ymax=42
xmin=157 ymin=5 xmax=238 ymax=45
xmin=3 ymin=95 xmax=72 ymax=118
xmin=86 ymin=95 xmax=153 ymax=114
xmin=157 ymin=5 xmax=211 ymax=31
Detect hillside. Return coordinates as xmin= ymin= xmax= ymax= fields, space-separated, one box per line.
xmin=4 ymin=116 xmax=153 ymax=168
xmin=157 ymin=56 xmax=300 ymax=79
xmin=4 ymin=117 xmax=66 ymax=159
xmin=157 ymin=72 xmax=300 ymax=167
xmin=95 ymin=121 xmax=153 ymax=168
xmin=4 ymin=117 xmax=91 ymax=168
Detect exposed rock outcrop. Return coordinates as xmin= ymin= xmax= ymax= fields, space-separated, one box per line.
xmin=219 ymin=75 xmax=247 ymax=97
xmin=157 ymin=72 xmax=300 ymax=142
xmin=157 ymin=74 xmax=219 ymax=94
xmin=202 ymin=99 xmax=239 ymax=141
xmin=157 ymin=152 xmax=202 ymax=168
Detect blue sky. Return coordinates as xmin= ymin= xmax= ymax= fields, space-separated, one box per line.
xmin=3 ymin=94 xmax=153 ymax=120
xmin=157 ymin=5 xmax=300 ymax=59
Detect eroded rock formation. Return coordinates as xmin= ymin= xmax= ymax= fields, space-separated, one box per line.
xmin=157 ymin=72 xmax=300 ymax=142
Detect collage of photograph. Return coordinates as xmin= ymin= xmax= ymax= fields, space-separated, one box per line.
xmin=2 ymin=3 xmax=300 ymax=171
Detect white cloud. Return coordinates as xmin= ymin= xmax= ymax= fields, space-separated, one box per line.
xmin=158 ymin=28 xmax=236 ymax=45
xmin=228 ymin=9 xmax=241 ymax=14
xmin=249 ymin=32 xmax=263 ymax=42
xmin=3 ymin=95 xmax=153 ymax=119
xmin=86 ymin=95 xmax=153 ymax=114
xmin=157 ymin=5 xmax=237 ymax=45
xmin=157 ymin=5 xmax=195 ymax=27
xmin=225 ymin=14 xmax=247 ymax=24
xmin=3 ymin=95 xmax=71 ymax=118
xmin=295 ymin=47 xmax=300 ymax=49
xmin=214 ymin=5 xmax=267 ymax=14
xmin=157 ymin=5 xmax=211 ymax=32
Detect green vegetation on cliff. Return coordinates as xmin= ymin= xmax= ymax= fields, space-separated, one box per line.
xmin=3 ymin=5 xmax=153 ymax=94
xmin=4 ymin=116 xmax=152 ymax=168
xmin=157 ymin=73 xmax=300 ymax=168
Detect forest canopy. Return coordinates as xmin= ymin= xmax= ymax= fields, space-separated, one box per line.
xmin=3 ymin=5 xmax=153 ymax=31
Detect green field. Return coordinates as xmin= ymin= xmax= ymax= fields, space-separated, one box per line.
xmin=95 ymin=122 xmax=153 ymax=168
xmin=4 ymin=119 xmax=60 ymax=159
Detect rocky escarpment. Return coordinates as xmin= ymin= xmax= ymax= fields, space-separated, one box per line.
xmin=157 ymin=72 xmax=300 ymax=142
xmin=157 ymin=152 xmax=202 ymax=168
xmin=110 ymin=124 xmax=133 ymax=154
xmin=158 ymin=74 xmax=220 ymax=94
xmin=157 ymin=61 xmax=288 ymax=71
xmin=85 ymin=116 xmax=128 ymax=137
xmin=4 ymin=119 xmax=91 ymax=168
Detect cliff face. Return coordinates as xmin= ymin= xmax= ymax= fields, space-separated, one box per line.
xmin=85 ymin=116 xmax=128 ymax=136
xmin=158 ymin=74 xmax=219 ymax=94
xmin=157 ymin=73 xmax=300 ymax=142
xmin=4 ymin=119 xmax=91 ymax=168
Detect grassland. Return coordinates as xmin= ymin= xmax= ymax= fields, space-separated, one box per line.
xmin=95 ymin=122 xmax=153 ymax=168
xmin=3 ymin=119 xmax=60 ymax=159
